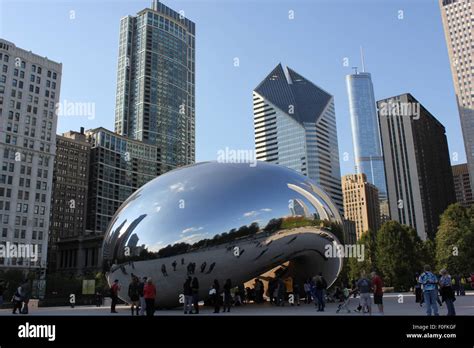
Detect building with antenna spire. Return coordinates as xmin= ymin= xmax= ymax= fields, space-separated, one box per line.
xmin=345 ymin=56 xmax=388 ymax=220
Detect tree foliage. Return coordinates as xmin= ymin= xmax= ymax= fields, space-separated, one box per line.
xmin=435 ymin=204 xmax=474 ymax=276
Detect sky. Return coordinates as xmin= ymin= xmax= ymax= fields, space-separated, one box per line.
xmin=0 ymin=0 xmax=466 ymax=175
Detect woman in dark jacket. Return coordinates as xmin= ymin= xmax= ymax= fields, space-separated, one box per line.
xmin=211 ymin=279 xmax=220 ymax=313
xmin=191 ymin=277 xmax=199 ymax=314
xmin=223 ymin=279 xmax=232 ymax=313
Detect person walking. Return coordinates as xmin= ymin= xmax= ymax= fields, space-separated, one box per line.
xmin=356 ymin=271 xmax=372 ymax=315
xmin=143 ymin=278 xmax=156 ymax=317
xmin=371 ymin=271 xmax=384 ymax=315
xmin=20 ymin=281 xmax=30 ymax=314
xmin=183 ymin=277 xmax=193 ymax=314
xmin=223 ymin=279 xmax=232 ymax=313
xmin=110 ymin=279 xmax=121 ymax=314
xmin=211 ymin=279 xmax=221 ymax=313
xmin=418 ymin=265 xmax=439 ymax=316
xmin=128 ymin=276 xmax=140 ymax=316
xmin=439 ymin=269 xmax=456 ymax=316
xmin=191 ymin=277 xmax=200 ymax=314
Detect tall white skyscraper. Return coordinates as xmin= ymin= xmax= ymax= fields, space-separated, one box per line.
xmin=253 ymin=63 xmax=343 ymax=213
xmin=0 ymin=39 xmax=62 ymax=273
xmin=439 ymin=0 xmax=474 ymax=194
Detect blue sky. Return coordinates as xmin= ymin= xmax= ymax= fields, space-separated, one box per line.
xmin=0 ymin=0 xmax=465 ymax=175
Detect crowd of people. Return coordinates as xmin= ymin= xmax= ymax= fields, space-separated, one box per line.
xmin=116 ymin=265 xmax=473 ymax=316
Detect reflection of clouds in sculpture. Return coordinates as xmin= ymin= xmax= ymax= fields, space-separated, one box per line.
xmin=181 ymin=226 xmax=203 ymax=234
xmin=169 ymin=181 xmax=195 ymax=193
xmin=243 ymin=208 xmax=273 ymax=218
xmin=174 ymin=232 xmax=209 ymax=245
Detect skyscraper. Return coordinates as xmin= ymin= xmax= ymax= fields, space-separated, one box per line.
xmin=439 ymin=0 xmax=474 ymax=196
xmin=253 ymin=63 xmax=343 ymax=213
xmin=341 ymin=173 xmax=381 ymax=240
xmin=114 ymin=0 xmax=195 ymax=173
xmin=346 ymin=71 xmax=388 ymax=208
xmin=452 ymin=163 xmax=473 ymax=207
xmin=377 ymin=93 xmax=456 ymax=240
xmin=0 ymin=39 xmax=62 ymax=273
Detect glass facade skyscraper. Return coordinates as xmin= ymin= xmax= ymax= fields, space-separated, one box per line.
xmin=346 ymin=72 xmax=387 ymax=202
xmin=114 ymin=0 xmax=195 ymax=174
xmin=253 ymin=63 xmax=343 ymax=214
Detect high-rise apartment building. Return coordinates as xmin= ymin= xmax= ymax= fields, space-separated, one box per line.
xmin=439 ymin=0 xmax=474 ymax=196
xmin=452 ymin=163 xmax=473 ymax=207
xmin=114 ymin=0 xmax=195 ymax=173
xmin=341 ymin=173 xmax=381 ymax=240
xmin=86 ymin=127 xmax=160 ymax=238
xmin=253 ymin=63 xmax=343 ymax=213
xmin=0 ymin=39 xmax=62 ymax=273
xmin=48 ymin=129 xmax=92 ymax=275
xmin=377 ymin=93 xmax=456 ymax=240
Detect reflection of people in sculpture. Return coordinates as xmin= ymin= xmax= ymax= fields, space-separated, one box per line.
xmin=200 ymin=262 xmax=207 ymax=273
xmin=161 ymin=264 xmax=168 ymax=277
xmin=187 ymin=262 xmax=193 ymax=275
xmin=172 ymin=260 xmax=177 ymax=271
xmin=206 ymin=262 xmax=216 ymax=274
xmin=181 ymin=258 xmax=185 ymax=265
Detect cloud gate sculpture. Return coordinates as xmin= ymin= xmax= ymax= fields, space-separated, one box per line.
xmin=102 ymin=161 xmax=345 ymax=308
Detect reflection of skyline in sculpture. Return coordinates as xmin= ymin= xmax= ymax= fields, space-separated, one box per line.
xmin=102 ymin=161 xmax=345 ymax=307
xmin=289 ymin=199 xmax=311 ymax=218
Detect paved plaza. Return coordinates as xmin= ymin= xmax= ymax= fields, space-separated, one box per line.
xmin=0 ymin=292 xmax=473 ymax=316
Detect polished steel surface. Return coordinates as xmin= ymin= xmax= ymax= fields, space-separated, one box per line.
xmin=102 ymin=161 xmax=344 ymax=307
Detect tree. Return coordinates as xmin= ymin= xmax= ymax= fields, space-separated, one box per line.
xmin=348 ymin=229 xmax=377 ymax=282
xmin=435 ymin=203 xmax=474 ymax=276
xmin=375 ymin=221 xmax=418 ymax=291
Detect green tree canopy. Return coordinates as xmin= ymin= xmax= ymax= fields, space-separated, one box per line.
xmin=435 ymin=203 xmax=474 ymax=276
xmin=375 ymin=221 xmax=418 ymax=291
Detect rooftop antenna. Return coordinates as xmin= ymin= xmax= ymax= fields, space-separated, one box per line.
xmin=360 ymin=46 xmax=366 ymax=73
xmin=352 ymin=67 xmax=358 ymax=75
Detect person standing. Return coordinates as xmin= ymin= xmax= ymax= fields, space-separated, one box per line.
xmin=183 ymin=277 xmax=193 ymax=314
xmin=110 ymin=279 xmax=121 ymax=314
xmin=439 ymin=269 xmax=456 ymax=316
xmin=223 ymin=279 xmax=232 ymax=313
xmin=0 ymin=281 xmax=5 ymax=307
xmin=304 ymin=279 xmax=312 ymax=304
xmin=211 ymin=279 xmax=221 ymax=313
xmin=277 ymin=277 xmax=285 ymax=306
xmin=418 ymin=265 xmax=439 ymax=316
xmin=12 ymin=284 xmax=23 ymax=314
xmin=356 ymin=271 xmax=372 ymax=315
xmin=138 ymin=277 xmax=147 ymax=316
xmin=191 ymin=277 xmax=200 ymax=314
xmin=371 ymin=271 xmax=384 ymax=314
xmin=314 ymin=272 xmax=327 ymax=312
xmin=128 ymin=276 xmax=140 ymax=316
xmin=143 ymin=278 xmax=156 ymax=317
xmin=453 ymin=274 xmax=461 ymax=297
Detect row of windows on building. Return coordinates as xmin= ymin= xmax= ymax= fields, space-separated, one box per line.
xmin=0 ymin=52 xmax=58 ymax=78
